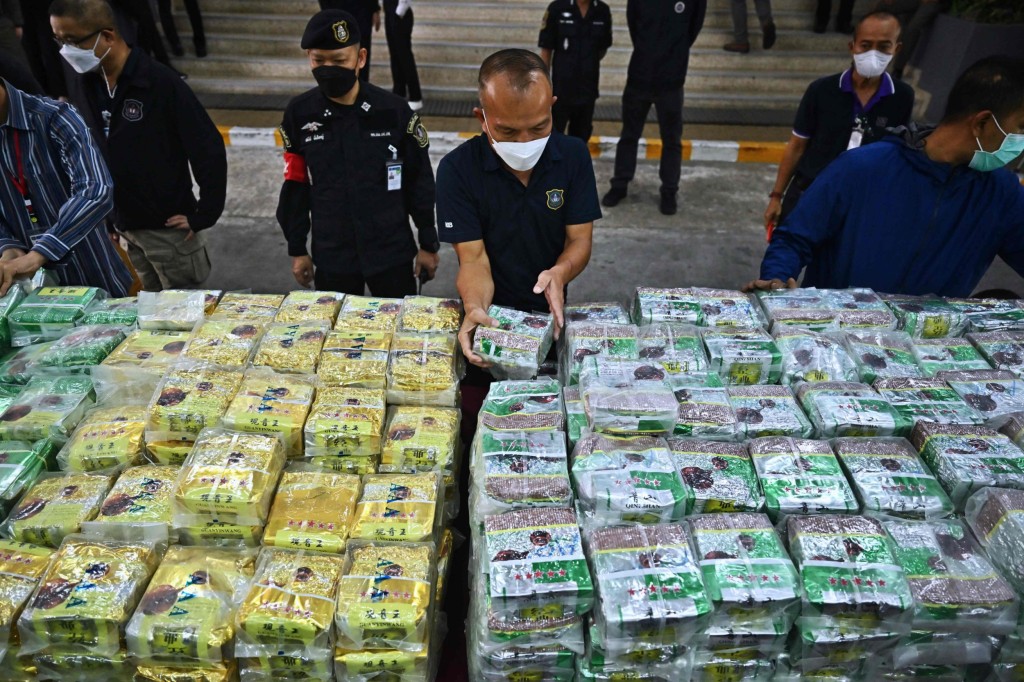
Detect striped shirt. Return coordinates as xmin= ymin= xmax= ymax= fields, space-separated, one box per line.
xmin=0 ymin=80 xmax=132 ymax=297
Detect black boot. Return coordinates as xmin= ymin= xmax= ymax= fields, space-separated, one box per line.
xmin=602 ymin=187 xmax=627 ymax=208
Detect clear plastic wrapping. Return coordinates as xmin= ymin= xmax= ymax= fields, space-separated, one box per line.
xmin=937 ymin=369 xmax=1024 ymax=422
xmin=911 ymin=337 xmax=992 ymax=377
xmin=844 ymin=331 xmax=925 ymax=384
xmin=911 ymin=422 xmax=1024 ymax=509
xmin=137 ymin=290 xmax=209 ymax=331
xmin=562 ymin=322 xmax=639 ymax=386
xmin=579 ymin=358 xmax=678 ymax=436
xmin=0 ymin=540 xmax=53 ymax=656
xmin=0 ymin=285 xmax=27 ymax=351
xmin=172 ymin=429 xmax=286 ymax=526
xmin=275 ymin=291 xmax=343 ymax=325
xmin=873 ymin=377 xmax=984 ymax=428
xmin=32 ymin=648 xmax=137 ymax=682
xmin=304 ymin=387 xmax=385 ymax=470
xmin=772 ymin=325 xmax=859 ymax=386
xmin=727 ymin=384 xmax=814 ymax=439
xmin=563 ymin=386 xmax=586 ymax=448
xmin=0 ymin=374 xmax=94 ymax=443
xmin=890 ymin=631 xmax=998 ymax=670
xmin=473 ymin=428 xmax=571 ymax=516
xmin=480 ymin=379 xmax=564 ymax=431
xmin=0 ymin=341 xmax=53 ymax=384
xmin=2 ymin=470 xmax=113 ymax=547
xmin=56 ymin=404 xmax=147 ymax=472
xmin=964 ymin=487 xmax=1024 ymax=594
xmin=82 ymin=464 xmax=177 ymax=541
xmin=572 ymin=434 xmax=689 ymax=524
xmin=386 ymin=332 xmax=459 ymax=406
xmin=968 ymin=331 xmax=1024 ymax=379
xmin=349 ymin=472 xmax=442 ymax=543
xmin=317 ymin=329 xmax=392 ymax=389
xmin=397 ymin=295 xmax=462 ymax=333
xmin=882 ymin=295 xmax=968 ymax=339
xmin=16 ymin=534 xmax=159 ymax=656
xmin=183 ymin=320 xmax=265 ymax=367
xmin=220 ymin=369 xmax=316 ymax=457
xmin=749 ymin=437 xmax=858 ymax=521
xmin=637 ymin=323 xmax=709 ymax=372
xmin=947 ymin=297 xmax=1024 ymax=333
xmin=209 ymin=293 xmax=284 ymax=322
xmin=632 ymin=287 xmax=762 ymax=328
xmin=667 ymin=438 xmax=764 ymax=513
xmin=101 ymin=329 xmax=190 ymax=369
xmin=33 ymin=326 xmax=126 ymax=373
xmin=797 ymin=381 xmax=909 ymax=438
xmin=251 ymin=321 xmax=328 ymax=374
xmin=0 ymin=441 xmax=46 ymax=517
xmin=565 ymin=303 xmax=631 ymax=325
xmin=262 ymin=466 xmax=360 ymax=553
xmin=884 ymin=517 xmax=1017 ymax=634
xmin=379 ymin=406 xmax=460 ymax=479
xmin=335 ymin=541 xmax=435 ymax=652
xmin=336 ymin=296 xmax=403 ymax=332
xmin=144 ymin=363 xmax=244 ymax=465
xmin=335 ymin=640 xmax=433 ymax=682
xmin=473 ymin=306 xmax=555 ymax=381
xmin=832 ymin=438 xmax=954 ymax=520
xmin=79 ymin=297 xmax=137 ymax=328
xmin=670 ymin=373 xmax=741 ymax=441
xmin=702 ymin=327 xmax=782 ymax=385
xmin=9 ymin=287 xmax=104 ymax=346
xmin=126 ymin=545 xmax=256 ymax=667
xmin=758 ymin=288 xmax=896 ymax=331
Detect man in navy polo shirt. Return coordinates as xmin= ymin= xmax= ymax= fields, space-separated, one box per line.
xmin=436 ymin=48 xmax=601 ymax=369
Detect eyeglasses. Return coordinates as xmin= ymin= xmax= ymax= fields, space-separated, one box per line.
xmin=52 ymin=29 xmax=104 ymax=48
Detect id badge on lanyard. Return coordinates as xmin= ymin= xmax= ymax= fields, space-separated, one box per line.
xmin=7 ymin=131 xmax=41 ymax=230
xmin=387 ymin=144 xmax=403 ymax=191
xmin=848 ymin=118 xmax=865 ymax=150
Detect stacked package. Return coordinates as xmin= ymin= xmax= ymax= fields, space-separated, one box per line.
xmin=728 ymin=384 xmax=814 ymax=439
xmin=749 ymin=437 xmax=858 ymax=522
xmin=479 ymin=379 xmax=563 ymax=432
xmin=318 ymin=329 xmax=393 ymax=389
xmin=948 ymin=298 xmax=1024 ymax=333
xmin=56 ymin=404 xmax=148 ymax=472
xmin=671 ymin=372 xmax=741 ymax=441
xmin=873 ymin=377 xmax=984 ymax=428
xmin=797 ymin=381 xmax=910 ymax=437
xmin=33 ymin=325 xmax=126 ymax=374
xmin=137 ymin=289 xmax=217 ymax=330
xmin=0 ymin=442 xmax=47 ymax=517
xmin=637 ymin=322 xmax=709 ymax=373
xmin=304 ymin=387 xmax=386 ymax=474
xmin=397 ymin=295 xmax=462 ymax=334
xmin=564 ymin=303 xmax=630 ymax=325
xmin=221 ymin=369 xmax=316 ymax=457
xmin=668 ymin=438 xmax=765 ymax=513
xmin=0 ymin=374 xmax=94 ymax=444
xmin=2 ymin=470 xmax=113 ymax=547
xmin=772 ymin=326 xmax=859 ymax=385
xmin=911 ymin=337 xmax=992 ymax=376
xmin=844 ymin=331 xmax=925 ymax=383
xmin=210 ymin=293 xmax=284 ymax=322
xmin=83 ymin=464 xmax=177 ymax=543
xmin=937 ymin=369 xmax=1024 ymax=423
xmin=758 ymin=288 xmax=897 ymax=331
xmin=703 ymin=327 xmax=782 ymax=385
xmin=275 ymin=290 xmax=343 ymax=325
xmin=473 ymin=306 xmax=555 ymax=381
xmin=969 ymin=331 xmax=1024 ymax=379
xmin=578 ymin=358 xmax=678 ymax=436
xmin=253 ymin=321 xmax=329 ymax=374
xmin=473 ymin=429 xmax=571 ymax=516
xmin=9 ymin=287 xmax=104 ymax=346
xmin=335 ymin=296 xmax=403 ymax=332
xmin=561 ymin=322 xmax=638 ymax=386
xmin=183 ymin=319 xmax=265 ymax=367
xmin=632 ymin=287 xmax=762 ymax=328
xmin=0 ymin=540 xmax=52 ymax=677
xmin=883 ymin=295 xmax=969 ymax=338
xmin=348 ymin=472 xmax=443 ymax=544
xmin=263 ymin=467 xmax=360 ymax=553
xmin=386 ymin=333 xmax=459 ymax=406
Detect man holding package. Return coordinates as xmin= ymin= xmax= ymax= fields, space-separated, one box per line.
xmin=746 ymin=56 xmax=1024 ymax=298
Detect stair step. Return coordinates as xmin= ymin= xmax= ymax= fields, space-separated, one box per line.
xmin=190 ymin=0 xmax=826 ymax=15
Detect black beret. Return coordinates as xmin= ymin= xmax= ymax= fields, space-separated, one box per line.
xmin=301 ymin=10 xmax=362 ymax=50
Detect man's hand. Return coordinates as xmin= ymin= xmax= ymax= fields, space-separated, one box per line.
xmin=764 ymin=198 xmax=782 ymax=231
xmin=109 ymin=231 xmax=121 ymax=247
xmin=165 ymin=215 xmax=196 ymax=241
xmin=414 ymin=249 xmax=440 ymax=283
xmin=291 ymin=255 xmax=314 ymax=288
xmin=742 ymin=277 xmax=798 ymax=293
xmin=533 ymin=267 xmax=567 ymax=339
xmin=0 ymin=251 xmax=47 ymax=296
xmin=14 ymin=27 xmax=22 ymax=39
xmin=458 ymin=307 xmax=497 ymax=369
xmin=0 ymin=248 xmax=26 ymax=262
xmin=373 ymin=10 xmax=381 ymax=30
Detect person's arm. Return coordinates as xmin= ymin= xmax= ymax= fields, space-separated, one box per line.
xmin=689 ymin=0 xmax=708 ymax=46
xmin=399 ymin=110 xmax=439 ymax=281
xmin=170 ymin=83 xmax=227 ymax=234
xmin=535 ymin=222 xmax=593 ymax=333
xmin=2 ymin=0 xmax=23 ymax=32
xmin=598 ymin=5 xmax=612 ymax=58
xmin=626 ymin=0 xmax=638 ymax=44
xmin=452 ymin=240 xmax=497 ymax=367
xmin=538 ymin=3 xmax=556 ymax=68
xmin=764 ymin=134 xmax=809 ymax=229
xmin=275 ymin=110 xmax=314 ymax=288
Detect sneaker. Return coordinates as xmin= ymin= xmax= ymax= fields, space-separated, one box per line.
xmin=659 ymin=193 xmax=677 ymax=216
xmin=723 ymin=41 xmax=751 ymax=53
xmin=602 ymin=187 xmax=627 ymax=207
xmin=762 ymin=21 xmax=777 ymax=49
xmin=408 ymin=100 xmax=423 ymax=112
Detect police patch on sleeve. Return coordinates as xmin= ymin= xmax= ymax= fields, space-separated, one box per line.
xmin=278 ymin=125 xmax=292 ymax=150
xmin=546 ymin=189 xmax=565 ymax=211
xmin=407 ymin=113 xmax=429 ymax=148
xmin=542 ymin=10 xmax=549 ymax=28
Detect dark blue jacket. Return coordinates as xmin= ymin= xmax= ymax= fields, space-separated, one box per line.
xmin=760 ymin=128 xmax=1024 ymax=297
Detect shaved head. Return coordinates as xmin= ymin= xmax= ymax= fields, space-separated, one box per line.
xmin=478 ymin=49 xmax=551 ymax=97
xmin=49 ymin=0 xmax=116 ymax=30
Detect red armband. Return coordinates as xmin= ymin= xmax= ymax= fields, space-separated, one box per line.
xmin=283 ymin=152 xmax=308 ymax=183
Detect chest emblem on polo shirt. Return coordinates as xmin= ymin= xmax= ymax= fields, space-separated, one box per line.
xmin=301 ymin=121 xmax=323 ymax=132
xmin=675 ymin=1 xmax=686 ymax=12
xmin=122 ymin=99 xmax=143 ymax=122
xmin=546 ymin=189 xmax=565 ymax=211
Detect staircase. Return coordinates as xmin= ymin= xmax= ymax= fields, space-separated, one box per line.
xmin=175 ymin=0 xmax=854 ymax=125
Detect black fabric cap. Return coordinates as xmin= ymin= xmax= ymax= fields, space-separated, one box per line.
xmin=301 ymin=10 xmax=362 ymax=50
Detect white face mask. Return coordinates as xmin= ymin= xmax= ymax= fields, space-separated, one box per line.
xmin=60 ymin=33 xmax=110 ymax=74
xmin=483 ymin=112 xmax=550 ymax=172
xmin=852 ymin=49 xmax=892 ymax=79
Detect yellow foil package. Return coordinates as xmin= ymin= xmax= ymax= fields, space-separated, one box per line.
xmin=380 ymin=406 xmax=460 ymax=476
xmin=349 ymin=473 xmax=441 ymax=543
xmin=184 ymin=320 xmax=266 ymax=367
xmin=18 ymin=535 xmax=159 ymax=656
xmin=102 ymin=330 xmax=191 ymax=368
xmin=0 ymin=647 xmax=34 ymax=682
xmin=86 ymin=465 xmax=177 ymax=530
xmin=252 ymin=321 xmax=329 ymax=374
xmin=335 ymin=644 xmax=430 ymax=681
xmin=435 ymin=528 xmax=454 ymax=606
xmin=0 ymin=541 xmax=54 ymax=644
xmin=221 ymin=370 xmax=316 ymax=457
xmin=57 ymin=405 xmax=147 ymax=472
xmin=263 ymin=468 xmax=361 ymax=554
xmin=145 ymin=364 xmax=244 ymax=465
xmin=127 ymin=546 xmax=256 ymax=667
xmin=317 ymin=330 xmax=392 ymax=389
xmin=398 ymin=295 xmax=463 ymax=334
xmin=304 ymin=388 xmax=386 ymax=462
xmin=33 ymin=648 xmax=136 ymax=682
xmin=176 ymin=521 xmax=263 ymax=548
xmin=134 ymin=662 xmax=236 ymax=682
xmin=276 ymin=291 xmax=343 ymax=325
xmin=386 ymin=333 xmax=459 ymax=407
xmin=138 ymin=290 xmax=220 ymax=330
xmin=335 ymin=542 xmax=434 ymax=652
xmin=336 ymin=296 xmax=403 ymax=332
xmin=4 ymin=472 xmax=113 ymax=547
xmin=236 ymin=547 xmax=346 ymax=652
xmin=239 ymin=654 xmax=332 ymax=681
xmin=209 ymin=293 xmax=284 ymax=322
xmin=173 ymin=429 xmax=286 ymax=525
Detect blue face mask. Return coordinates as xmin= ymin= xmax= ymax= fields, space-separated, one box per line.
xmin=969 ymin=114 xmax=1024 ymax=172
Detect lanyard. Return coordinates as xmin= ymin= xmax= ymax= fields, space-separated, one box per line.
xmin=6 ymin=131 xmax=38 ymax=225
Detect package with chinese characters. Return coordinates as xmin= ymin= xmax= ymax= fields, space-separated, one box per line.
xmin=263 ymin=466 xmax=360 ymax=553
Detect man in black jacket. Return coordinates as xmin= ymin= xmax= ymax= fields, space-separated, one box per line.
xmin=276 ymin=9 xmax=438 ymax=295
xmin=602 ymin=0 xmax=707 ymax=216
xmin=50 ymin=0 xmax=226 ymax=291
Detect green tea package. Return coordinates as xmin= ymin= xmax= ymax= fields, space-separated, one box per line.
xmin=965 ymin=487 xmax=1024 ymax=595
xmin=34 ymin=325 xmax=126 ymax=373
xmin=2 ymin=471 xmax=114 ymax=547
xmin=480 ymin=379 xmax=564 ymax=431
xmin=884 ymin=517 xmax=1017 ymax=634
xmin=727 ymin=384 xmax=814 ymax=439
xmin=873 ymin=377 xmax=984 ymax=428
xmin=79 ymin=297 xmax=137 ymax=327
xmin=0 ymin=285 xmax=27 ymax=352
xmin=911 ymin=422 xmax=1024 ymax=509
xmin=564 ymin=302 xmax=630 ymax=325
xmin=0 ymin=374 xmax=94 ymax=443
xmin=637 ymin=323 xmax=709 ymax=374
xmin=688 ymin=512 xmax=800 ymax=637
xmin=632 ymin=287 xmax=762 ymax=328
xmin=882 ymin=295 xmax=968 ymax=339
xmin=8 ymin=287 xmax=104 ymax=346
xmin=771 ymin=325 xmax=859 ymax=386
xmin=562 ymin=322 xmax=639 ymax=386
xmin=832 ymin=437 xmax=954 ymax=520
xmin=969 ymin=331 xmax=1024 ymax=379
xmin=758 ymin=288 xmax=896 ymax=331
xmin=579 ymin=358 xmax=678 ymax=436
xmin=844 ymin=331 xmax=925 ymax=384
xmin=749 ymin=437 xmax=858 ymax=522
xmin=671 ymin=373 xmax=741 ymax=441
xmin=797 ymin=381 xmax=910 ymax=438
xmin=667 ymin=438 xmax=764 ymax=513
xmin=702 ymin=327 xmax=782 ymax=385
xmin=0 ymin=442 xmax=45 ymax=517
xmin=937 ymin=369 xmax=1024 ymax=422
xmin=0 ymin=342 xmax=52 ymax=384
xmin=473 ymin=306 xmax=554 ymax=381
xmin=473 ymin=428 xmax=571 ymax=517
xmin=912 ymin=337 xmax=992 ymax=377
xmin=947 ymin=297 xmax=1024 ymax=334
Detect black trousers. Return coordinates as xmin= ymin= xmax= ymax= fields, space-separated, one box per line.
xmin=314 ymin=261 xmax=416 ymax=297
xmin=553 ymin=99 xmax=597 ymax=143
xmin=815 ymin=0 xmax=855 ymax=29
xmin=383 ymin=0 xmax=421 ymax=101
xmin=611 ymin=82 xmax=684 ymax=196
xmin=157 ymin=0 xmax=206 ymax=50
xmin=18 ymin=0 xmax=68 ymax=97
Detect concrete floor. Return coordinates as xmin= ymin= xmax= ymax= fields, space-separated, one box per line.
xmin=204 ymin=145 xmax=1023 ymax=300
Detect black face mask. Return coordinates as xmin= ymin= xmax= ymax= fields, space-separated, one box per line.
xmin=312 ymin=65 xmax=358 ymax=99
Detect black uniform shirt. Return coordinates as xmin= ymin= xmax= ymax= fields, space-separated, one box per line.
xmin=277 ymin=82 xmax=436 ymax=277
xmin=538 ymin=0 xmax=613 ymax=105
xmin=626 ymin=0 xmax=707 ymax=91
xmin=793 ymin=69 xmax=915 ymax=181
xmin=435 ymin=133 xmax=601 ymax=313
